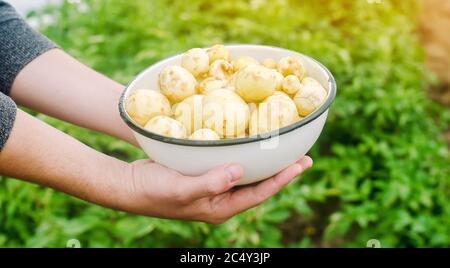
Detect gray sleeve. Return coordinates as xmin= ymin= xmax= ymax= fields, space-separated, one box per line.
xmin=0 ymin=1 xmax=56 ymax=150
xmin=0 ymin=93 xmax=17 ymax=150
xmin=0 ymin=1 xmax=57 ymax=95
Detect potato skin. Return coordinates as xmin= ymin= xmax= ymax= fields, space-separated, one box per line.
xmin=233 ymin=56 xmax=260 ymax=72
xmin=250 ymin=107 xmax=284 ymax=136
xmin=142 ymin=46 xmax=324 ymax=140
xmin=250 ymin=91 xmax=299 ymax=136
xmin=266 ymin=91 xmax=300 ymax=122
xmin=282 ymin=75 xmax=301 ymax=95
xmin=202 ymin=89 xmax=250 ymax=138
xmin=293 ymin=77 xmax=328 ymax=116
xmin=197 ymin=77 xmax=228 ymax=95
xmin=181 ymin=48 xmax=210 ymax=77
xmin=189 ymin=128 xmax=220 ymax=140
xmin=159 ymin=66 xmax=197 ymax=103
xmin=209 ymin=59 xmax=234 ymax=80
xmin=125 ymin=89 xmax=172 ymax=126
xmin=227 ymin=72 xmax=238 ymax=88
xmin=144 ymin=115 xmax=187 ymax=138
xmin=173 ymin=94 xmax=204 ymax=135
xmin=273 ymin=70 xmax=284 ymax=91
xmin=207 ymin=44 xmax=231 ymax=63
xmin=249 ymin=109 xmax=261 ymax=136
xmin=247 ymin=102 xmax=257 ymax=114
xmin=262 ymin=58 xmax=277 ymax=69
xmin=235 ymin=64 xmax=277 ymax=103
xmin=277 ymin=56 xmax=306 ymax=79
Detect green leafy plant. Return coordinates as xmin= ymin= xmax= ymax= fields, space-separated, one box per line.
xmin=1 ymin=0 xmax=449 ymax=247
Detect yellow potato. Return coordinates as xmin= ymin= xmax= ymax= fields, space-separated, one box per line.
xmin=214 ymin=85 xmax=236 ymax=94
xmin=149 ymin=46 xmax=323 ymax=140
xmin=209 ymin=59 xmax=234 ymax=80
xmin=277 ymin=56 xmax=306 ymax=79
xmin=261 ymin=58 xmax=277 ymax=69
xmin=125 ymin=89 xmax=172 ymax=126
xmin=250 ymin=107 xmax=284 ymax=136
xmin=159 ymin=66 xmax=197 ymax=103
xmin=250 ymin=91 xmax=299 ymax=136
xmin=202 ymin=89 xmax=250 ymax=138
xmin=189 ymin=128 xmax=220 ymax=140
xmin=293 ymin=77 xmax=328 ymax=116
xmin=273 ymin=70 xmax=284 ymax=91
xmin=197 ymin=77 xmax=228 ymax=95
xmin=173 ymin=94 xmax=204 ymax=134
xmin=223 ymin=85 xmax=236 ymax=92
xmin=248 ymin=102 xmax=257 ymax=114
xmin=249 ymin=109 xmax=261 ymax=136
xmin=233 ymin=56 xmax=260 ymax=72
xmin=207 ymin=44 xmax=231 ymax=63
xmin=227 ymin=72 xmax=238 ymax=88
xmin=144 ymin=115 xmax=187 ymax=139
xmin=235 ymin=64 xmax=277 ymax=103
xmin=302 ymin=76 xmax=325 ymax=86
xmin=181 ymin=48 xmax=210 ymax=77
xmin=282 ymin=75 xmax=301 ymax=95
xmin=264 ymin=91 xmax=299 ymax=124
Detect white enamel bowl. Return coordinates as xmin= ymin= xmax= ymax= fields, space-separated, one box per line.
xmin=119 ymin=44 xmax=336 ymax=185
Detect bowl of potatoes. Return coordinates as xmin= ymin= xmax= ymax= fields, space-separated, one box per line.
xmin=119 ymin=44 xmax=336 ymax=185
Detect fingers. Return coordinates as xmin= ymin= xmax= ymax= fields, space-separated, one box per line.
xmin=172 ymin=164 xmax=243 ymax=203
xmin=212 ymin=156 xmax=313 ymax=220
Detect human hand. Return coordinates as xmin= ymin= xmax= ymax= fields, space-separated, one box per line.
xmin=121 ymin=156 xmax=313 ymax=223
xmin=0 ymin=109 xmax=311 ymax=224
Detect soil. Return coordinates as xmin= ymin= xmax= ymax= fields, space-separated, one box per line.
xmin=419 ymin=0 xmax=450 ymax=105
xmin=419 ymin=0 xmax=450 ymax=147
xmin=278 ymin=198 xmax=358 ymax=247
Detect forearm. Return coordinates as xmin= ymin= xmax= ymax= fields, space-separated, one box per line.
xmin=9 ymin=49 xmax=137 ymax=146
xmin=0 ymin=109 xmax=133 ymax=211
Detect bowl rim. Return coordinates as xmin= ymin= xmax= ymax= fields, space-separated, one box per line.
xmin=119 ymin=44 xmax=336 ymax=147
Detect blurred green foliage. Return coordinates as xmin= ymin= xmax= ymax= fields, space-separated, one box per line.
xmin=1 ymin=0 xmax=449 ymax=247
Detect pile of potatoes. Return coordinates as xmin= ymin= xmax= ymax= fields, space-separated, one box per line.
xmin=125 ymin=45 xmax=328 ymax=141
